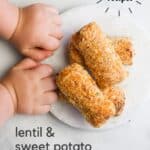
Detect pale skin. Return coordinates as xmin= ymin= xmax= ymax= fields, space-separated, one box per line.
xmin=0 ymin=0 xmax=63 ymax=126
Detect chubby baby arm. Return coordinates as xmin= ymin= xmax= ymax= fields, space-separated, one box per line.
xmin=0 ymin=83 xmax=14 ymax=126
xmin=0 ymin=0 xmax=19 ymax=39
xmin=0 ymin=58 xmax=57 ymax=126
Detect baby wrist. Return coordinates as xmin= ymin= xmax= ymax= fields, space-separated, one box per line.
xmin=0 ymin=83 xmax=15 ymax=125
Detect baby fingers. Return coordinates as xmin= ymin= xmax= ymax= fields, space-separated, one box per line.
xmin=49 ymin=25 xmax=63 ymax=39
xmin=34 ymin=64 xmax=53 ymax=79
xmin=33 ymin=105 xmax=51 ymax=114
xmin=50 ymin=14 xmax=62 ymax=25
xmin=40 ymin=92 xmax=58 ymax=105
xmin=41 ymin=36 xmax=60 ymax=51
xmin=41 ymin=76 xmax=57 ymax=92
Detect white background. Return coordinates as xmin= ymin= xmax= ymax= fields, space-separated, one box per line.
xmin=0 ymin=0 xmax=150 ymax=150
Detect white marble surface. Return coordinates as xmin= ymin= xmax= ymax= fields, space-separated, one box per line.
xmin=0 ymin=0 xmax=150 ymax=150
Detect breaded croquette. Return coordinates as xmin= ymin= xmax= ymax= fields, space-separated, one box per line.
xmin=110 ymin=37 xmax=134 ymax=65
xmin=72 ymin=22 xmax=127 ymax=88
xmin=59 ymin=86 xmax=125 ymax=116
xmin=103 ymin=86 xmax=125 ymax=116
xmin=69 ymin=37 xmax=134 ymax=65
xmin=56 ymin=63 xmax=116 ymax=127
xmin=68 ymin=41 xmax=84 ymax=65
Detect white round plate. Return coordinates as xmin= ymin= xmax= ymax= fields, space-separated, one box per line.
xmin=45 ymin=4 xmax=150 ymax=130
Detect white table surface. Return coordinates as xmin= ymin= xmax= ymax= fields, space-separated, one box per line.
xmin=0 ymin=0 xmax=150 ymax=150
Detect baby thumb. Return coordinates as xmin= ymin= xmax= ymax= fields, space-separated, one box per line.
xmin=14 ymin=58 xmax=39 ymax=70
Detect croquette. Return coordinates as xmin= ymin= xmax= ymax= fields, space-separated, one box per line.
xmin=56 ymin=63 xmax=116 ymax=127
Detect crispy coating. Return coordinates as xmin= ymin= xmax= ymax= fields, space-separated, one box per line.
xmin=59 ymin=86 xmax=125 ymax=116
xmin=69 ymin=37 xmax=133 ymax=65
xmin=110 ymin=37 xmax=134 ymax=65
xmin=103 ymin=86 xmax=125 ymax=116
xmin=71 ymin=22 xmax=127 ymax=89
xmin=68 ymin=41 xmax=84 ymax=65
xmin=56 ymin=63 xmax=116 ymax=127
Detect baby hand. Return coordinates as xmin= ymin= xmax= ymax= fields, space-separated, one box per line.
xmin=1 ymin=58 xmax=57 ymax=114
xmin=10 ymin=4 xmax=63 ymax=61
